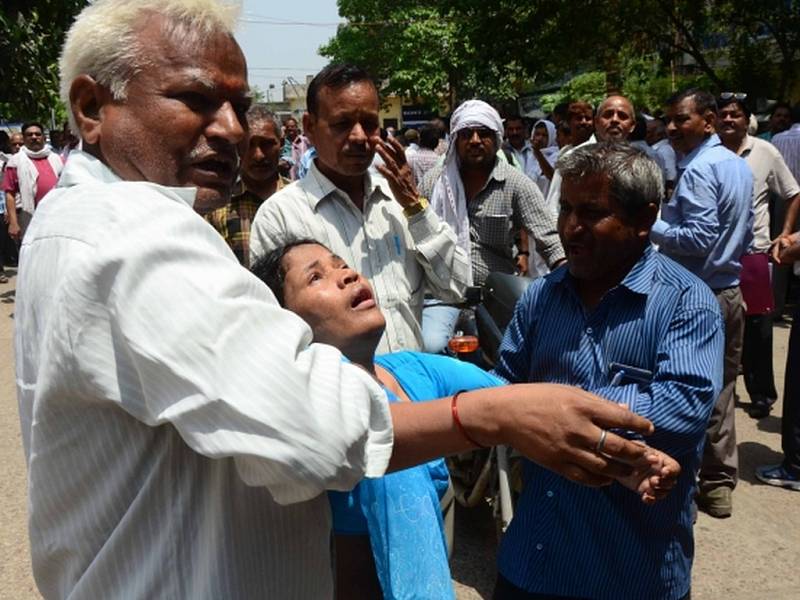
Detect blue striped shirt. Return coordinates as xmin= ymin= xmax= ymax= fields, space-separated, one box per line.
xmin=650 ymin=134 xmax=753 ymax=289
xmin=493 ymin=245 xmax=723 ymax=599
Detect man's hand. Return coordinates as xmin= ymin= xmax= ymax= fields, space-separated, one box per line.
xmin=516 ymin=254 xmax=529 ymax=275
xmin=614 ymin=443 xmax=681 ymax=504
xmin=771 ymin=232 xmax=800 ymax=264
xmin=460 ymin=384 xmax=654 ymax=487
xmin=371 ymin=136 xmax=419 ymax=208
xmin=8 ymin=221 xmax=21 ymax=241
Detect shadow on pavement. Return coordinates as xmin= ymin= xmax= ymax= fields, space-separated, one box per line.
xmin=737 ymin=441 xmax=785 ymax=485
xmin=755 ymin=415 xmax=783 ymax=435
xmin=450 ymin=503 xmax=498 ymax=598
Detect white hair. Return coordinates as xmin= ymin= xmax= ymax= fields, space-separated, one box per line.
xmin=59 ymin=0 xmax=241 ymax=133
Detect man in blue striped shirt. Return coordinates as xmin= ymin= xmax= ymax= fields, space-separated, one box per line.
xmin=493 ymin=143 xmax=724 ymax=599
xmin=652 ymin=89 xmax=754 ymax=518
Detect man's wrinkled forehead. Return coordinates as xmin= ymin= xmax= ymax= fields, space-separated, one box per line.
xmin=135 ymin=12 xmax=249 ymax=91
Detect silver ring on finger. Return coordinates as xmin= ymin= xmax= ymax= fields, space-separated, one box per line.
xmin=595 ymin=429 xmax=608 ymax=455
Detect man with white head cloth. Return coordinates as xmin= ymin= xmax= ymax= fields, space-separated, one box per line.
xmin=419 ymin=100 xmax=564 ymax=352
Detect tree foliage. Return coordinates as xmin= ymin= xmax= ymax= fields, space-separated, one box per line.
xmin=0 ymin=1 xmax=89 ymax=125
xmin=321 ymin=0 xmax=800 ymax=113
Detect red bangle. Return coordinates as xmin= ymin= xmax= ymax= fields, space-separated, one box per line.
xmin=451 ymin=390 xmax=487 ymax=449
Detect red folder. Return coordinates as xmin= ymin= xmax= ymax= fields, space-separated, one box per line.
xmin=739 ymin=253 xmax=774 ymax=316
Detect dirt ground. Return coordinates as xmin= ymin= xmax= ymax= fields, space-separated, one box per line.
xmin=1 ymin=271 xmax=798 ymax=599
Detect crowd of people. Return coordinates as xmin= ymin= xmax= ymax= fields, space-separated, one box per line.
xmin=6 ymin=0 xmax=800 ymax=598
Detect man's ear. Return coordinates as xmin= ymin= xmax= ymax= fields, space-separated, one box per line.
xmin=638 ymin=202 xmax=659 ymax=240
xmin=703 ymin=110 xmax=717 ymax=135
xmin=303 ymin=112 xmax=315 ymax=147
xmin=69 ymin=75 xmax=112 ymax=145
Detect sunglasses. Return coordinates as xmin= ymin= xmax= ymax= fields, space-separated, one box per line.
xmin=719 ymin=92 xmax=747 ymax=100
xmin=457 ymin=127 xmax=495 ymax=141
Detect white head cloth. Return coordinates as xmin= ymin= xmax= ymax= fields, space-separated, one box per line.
xmin=430 ymin=100 xmax=503 ymax=284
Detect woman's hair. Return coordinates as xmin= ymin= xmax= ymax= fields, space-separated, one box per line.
xmin=250 ymin=239 xmax=326 ymax=306
xmin=59 ymin=0 xmax=240 ymax=133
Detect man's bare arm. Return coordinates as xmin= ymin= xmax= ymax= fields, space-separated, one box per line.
xmin=773 ymin=192 xmax=800 ymax=263
xmin=5 ymin=192 xmax=20 ymax=240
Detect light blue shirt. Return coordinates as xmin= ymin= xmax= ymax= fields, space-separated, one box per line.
xmin=651 ymin=134 xmax=754 ymax=289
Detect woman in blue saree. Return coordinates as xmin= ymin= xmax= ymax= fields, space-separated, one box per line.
xmin=251 ymin=240 xmax=679 ymax=600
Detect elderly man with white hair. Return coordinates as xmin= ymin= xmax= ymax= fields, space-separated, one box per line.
xmin=418 ymin=99 xmax=564 ymax=353
xmin=15 ymin=2 xmax=659 ymax=598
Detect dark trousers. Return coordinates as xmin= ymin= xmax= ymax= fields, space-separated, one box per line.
xmin=493 ymin=574 xmax=691 ymax=600
xmin=782 ymin=305 xmax=800 ymax=476
xmin=741 ymin=313 xmax=778 ymax=403
xmin=699 ymin=287 xmax=744 ymax=491
xmin=0 ymin=215 xmax=17 ymax=269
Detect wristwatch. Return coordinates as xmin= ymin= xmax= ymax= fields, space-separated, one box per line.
xmin=403 ymin=196 xmax=429 ymax=218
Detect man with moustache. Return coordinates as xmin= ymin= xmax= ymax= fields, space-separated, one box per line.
xmin=418 ymin=100 xmax=564 ymax=352
xmin=205 ymin=104 xmax=287 ymax=267
xmin=651 ymin=89 xmax=753 ymax=518
xmin=250 ymin=63 xmax=471 ymax=353
xmin=716 ymin=94 xmax=800 ymax=419
xmin=3 ymin=122 xmax=63 ymax=241
xmin=17 ymin=2 xmax=664 ymax=597
xmin=493 ymin=143 xmax=722 ymax=600
xmin=546 ymin=95 xmax=636 ymax=214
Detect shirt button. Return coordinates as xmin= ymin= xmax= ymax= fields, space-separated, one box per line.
xmin=586 ymin=327 xmax=593 ymax=335
xmin=536 ymin=543 xmax=544 ymax=551
xmin=546 ymin=490 xmax=554 ymax=498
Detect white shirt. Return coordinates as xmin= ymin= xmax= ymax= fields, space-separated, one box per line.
xmin=738 ymin=135 xmax=800 ymax=253
xmin=772 ymin=123 xmax=800 ymax=183
xmin=507 ymin=141 xmax=558 ymax=197
xmin=250 ymin=160 xmax=470 ymax=353
xmin=16 ymin=150 xmax=393 ymax=599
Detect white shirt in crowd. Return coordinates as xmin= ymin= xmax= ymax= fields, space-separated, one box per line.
xmin=15 ymin=150 xmax=393 ymax=599
xmin=249 ymin=160 xmax=471 ymax=353
xmin=772 ymin=122 xmax=800 ymax=183
xmin=738 ymin=134 xmax=800 ymax=253
xmin=507 ymin=141 xmax=558 ymax=198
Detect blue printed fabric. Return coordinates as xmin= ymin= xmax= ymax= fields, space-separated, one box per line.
xmin=329 ymin=351 xmax=502 ymax=600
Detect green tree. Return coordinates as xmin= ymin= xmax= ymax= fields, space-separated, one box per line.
xmin=0 ymin=1 xmax=89 ymax=124
xmin=320 ymin=0 xmax=525 ymax=109
xmin=321 ymin=0 xmax=800 ymax=113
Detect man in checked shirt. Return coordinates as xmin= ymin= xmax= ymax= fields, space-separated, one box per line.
xmin=418 ymin=100 xmax=565 ymax=353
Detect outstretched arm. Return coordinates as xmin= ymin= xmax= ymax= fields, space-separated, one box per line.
xmin=388 ymin=384 xmax=654 ymax=488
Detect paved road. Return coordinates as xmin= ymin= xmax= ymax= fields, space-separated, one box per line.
xmin=1 ymin=271 xmax=798 ymax=599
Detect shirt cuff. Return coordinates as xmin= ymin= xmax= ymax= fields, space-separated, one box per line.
xmin=650 ymin=219 xmax=669 ymax=244
xmin=406 ymin=205 xmax=440 ymax=242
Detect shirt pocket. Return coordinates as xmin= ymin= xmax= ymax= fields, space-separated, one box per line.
xmin=473 ymin=213 xmax=511 ymax=248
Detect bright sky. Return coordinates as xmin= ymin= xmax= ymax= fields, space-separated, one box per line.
xmin=235 ymin=0 xmax=342 ymax=101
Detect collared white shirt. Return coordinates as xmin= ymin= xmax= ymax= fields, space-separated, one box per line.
xmin=506 ymin=141 xmax=558 ymax=197
xmin=772 ymin=123 xmax=800 ymax=183
xmin=249 ymin=160 xmax=470 ymax=353
xmin=738 ymin=134 xmax=800 ymax=253
xmin=16 ymin=150 xmax=393 ymax=599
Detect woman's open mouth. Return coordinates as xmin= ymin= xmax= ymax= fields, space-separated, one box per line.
xmin=351 ymin=286 xmax=376 ymax=311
